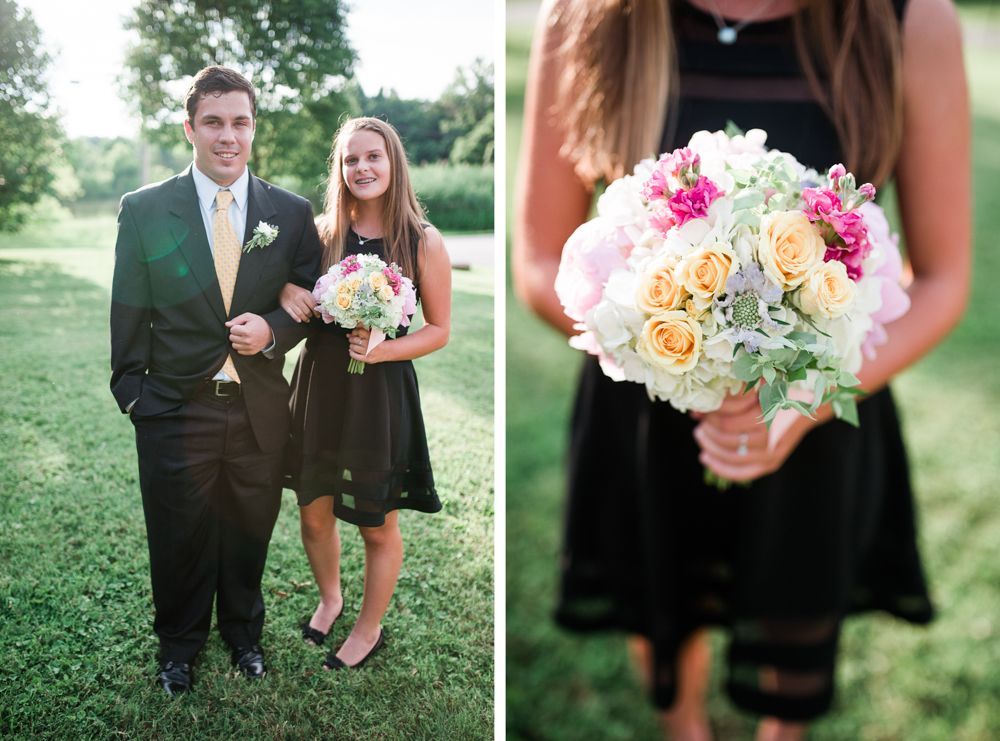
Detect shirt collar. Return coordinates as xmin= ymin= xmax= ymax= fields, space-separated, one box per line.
xmin=191 ymin=163 xmax=250 ymax=213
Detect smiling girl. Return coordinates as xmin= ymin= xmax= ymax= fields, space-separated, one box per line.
xmin=280 ymin=117 xmax=451 ymax=670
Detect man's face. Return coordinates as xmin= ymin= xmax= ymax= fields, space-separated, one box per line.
xmin=183 ymin=91 xmax=255 ymax=187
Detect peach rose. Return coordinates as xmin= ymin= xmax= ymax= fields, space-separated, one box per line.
xmin=758 ymin=210 xmax=826 ymax=289
xmin=636 ymin=255 xmax=685 ymax=314
xmin=637 ymin=310 xmax=702 ymax=375
xmin=369 ymin=272 xmax=387 ymax=290
xmin=349 ymin=277 xmax=363 ymax=291
xmin=336 ymin=281 xmax=351 ymax=294
xmin=378 ymin=284 xmax=395 ymax=301
xmin=799 ymin=260 xmax=856 ymax=319
xmin=335 ymin=294 xmax=352 ymax=310
xmin=675 ymin=242 xmax=739 ymax=309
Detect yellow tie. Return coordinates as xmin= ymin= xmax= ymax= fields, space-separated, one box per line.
xmin=213 ymin=189 xmax=241 ymax=383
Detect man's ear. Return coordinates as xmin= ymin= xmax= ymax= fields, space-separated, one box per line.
xmin=183 ymin=119 xmax=194 ymax=143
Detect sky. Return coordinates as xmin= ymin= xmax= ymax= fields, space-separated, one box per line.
xmin=21 ymin=0 xmax=495 ymax=140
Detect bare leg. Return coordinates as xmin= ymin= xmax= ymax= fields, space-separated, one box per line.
xmin=332 ymin=510 xmax=403 ymax=666
xmin=658 ymin=630 xmax=714 ymax=741
xmin=755 ymin=718 xmax=807 ymax=741
xmin=299 ymin=497 xmax=344 ymax=637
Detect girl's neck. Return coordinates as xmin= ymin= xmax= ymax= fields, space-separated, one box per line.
xmin=352 ymin=201 xmax=385 ymax=239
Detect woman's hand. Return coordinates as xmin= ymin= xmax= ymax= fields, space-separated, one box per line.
xmin=692 ymin=391 xmax=822 ymax=482
xmin=347 ymin=325 xmax=392 ymax=365
xmin=280 ymin=282 xmax=320 ymax=323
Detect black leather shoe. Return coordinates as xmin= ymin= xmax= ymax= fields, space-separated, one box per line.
xmin=158 ymin=661 xmax=191 ymax=698
xmin=322 ymin=629 xmax=385 ymax=671
xmin=231 ymin=645 xmax=266 ymax=679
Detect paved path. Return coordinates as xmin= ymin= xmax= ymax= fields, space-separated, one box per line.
xmin=445 ymin=233 xmax=494 ymax=269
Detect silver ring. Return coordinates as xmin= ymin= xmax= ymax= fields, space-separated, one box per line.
xmin=737 ymin=444 xmax=748 ymax=457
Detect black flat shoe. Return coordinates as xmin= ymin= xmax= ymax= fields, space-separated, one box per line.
xmin=322 ymin=629 xmax=385 ymax=671
xmin=158 ymin=661 xmax=191 ymax=698
xmin=231 ymin=645 xmax=266 ymax=679
xmin=301 ymin=600 xmax=345 ymax=647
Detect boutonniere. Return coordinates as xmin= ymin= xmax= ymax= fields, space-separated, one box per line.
xmin=244 ymin=221 xmax=279 ymax=253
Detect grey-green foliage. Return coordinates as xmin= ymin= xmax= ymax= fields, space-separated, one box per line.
xmin=122 ymin=0 xmax=357 ymax=187
xmin=0 ymin=0 xmax=63 ymax=232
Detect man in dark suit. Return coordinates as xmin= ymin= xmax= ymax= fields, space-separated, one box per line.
xmin=110 ymin=66 xmax=321 ymax=697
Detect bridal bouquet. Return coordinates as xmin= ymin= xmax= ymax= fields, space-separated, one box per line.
xmin=314 ymin=253 xmax=417 ymax=374
xmin=555 ymin=128 xmax=910 ymax=430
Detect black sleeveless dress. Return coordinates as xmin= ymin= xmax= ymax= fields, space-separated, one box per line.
xmin=285 ymin=229 xmax=441 ymax=528
xmin=555 ymin=0 xmax=932 ymax=721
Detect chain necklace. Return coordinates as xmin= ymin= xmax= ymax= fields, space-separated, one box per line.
xmin=702 ymin=0 xmax=776 ymax=45
xmin=353 ymin=221 xmax=383 ymax=245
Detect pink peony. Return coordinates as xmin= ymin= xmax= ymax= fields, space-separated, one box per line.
xmin=555 ymin=219 xmax=634 ymax=323
xmin=399 ymin=276 xmax=418 ymax=327
xmin=857 ymin=202 xmax=910 ymax=359
xmin=312 ymin=272 xmax=338 ymax=323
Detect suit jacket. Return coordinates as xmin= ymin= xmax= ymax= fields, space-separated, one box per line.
xmin=110 ymin=165 xmax=322 ymax=453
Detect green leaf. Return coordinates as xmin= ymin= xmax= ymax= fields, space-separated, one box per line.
xmin=837 ymin=370 xmax=861 ymax=388
xmin=733 ymin=190 xmax=766 ymax=211
xmin=733 ymin=353 xmax=762 ymax=383
xmin=729 ymin=169 xmax=752 ymax=185
xmin=787 ymin=366 xmax=808 ymax=383
xmin=762 ymin=366 xmax=777 ymax=386
xmin=733 ymin=210 xmax=761 ymax=228
xmin=786 ymin=331 xmax=817 ymax=345
xmin=834 ymin=395 xmax=860 ymax=427
xmin=725 ymin=120 xmax=746 ymax=137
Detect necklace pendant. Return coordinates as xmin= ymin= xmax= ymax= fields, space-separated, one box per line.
xmin=718 ymin=26 xmax=737 ymax=44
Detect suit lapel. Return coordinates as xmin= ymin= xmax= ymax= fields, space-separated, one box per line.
xmin=169 ymin=165 xmax=229 ymax=324
xmin=230 ymin=172 xmax=278 ymax=317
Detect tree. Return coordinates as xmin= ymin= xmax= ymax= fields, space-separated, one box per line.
xmin=0 ymin=0 xmax=63 ymax=232
xmin=438 ymin=59 xmax=494 ymax=163
xmin=351 ymin=85 xmax=451 ymax=165
xmin=122 ymin=0 xmax=356 ymax=188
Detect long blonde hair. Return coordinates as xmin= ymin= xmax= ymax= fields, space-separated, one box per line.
xmin=318 ymin=117 xmax=427 ymax=280
xmin=553 ymin=0 xmax=903 ymax=187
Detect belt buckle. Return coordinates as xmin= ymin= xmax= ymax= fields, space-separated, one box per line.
xmin=214 ymin=380 xmax=238 ymax=397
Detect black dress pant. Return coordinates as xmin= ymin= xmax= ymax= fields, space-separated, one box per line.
xmin=132 ymin=388 xmax=284 ymax=663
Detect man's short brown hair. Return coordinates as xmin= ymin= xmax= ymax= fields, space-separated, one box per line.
xmin=184 ymin=66 xmax=257 ymax=126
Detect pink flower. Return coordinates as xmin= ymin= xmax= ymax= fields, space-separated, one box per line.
xmin=555 ymin=219 xmax=634 ymax=322
xmin=802 ymin=186 xmax=842 ymax=220
xmin=803 ymin=186 xmax=871 ymax=280
xmin=642 ymin=169 xmax=671 ymax=202
xmin=383 ymin=265 xmax=402 ymax=294
xmin=399 ymin=277 xmax=418 ymax=327
xmin=312 ymin=272 xmax=338 ymax=323
xmin=663 ymin=176 xmax=722 ymax=230
xmin=828 ymin=163 xmax=846 ymax=183
xmin=857 ymin=202 xmax=910 ymax=359
xmin=648 ymin=201 xmax=678 ymax=235
xmin=642 ymin=147 xmax=702 ymax=202
xmin=660 ymin=147 xmax=700 ymax=177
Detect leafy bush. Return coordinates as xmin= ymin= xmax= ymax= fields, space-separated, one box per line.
xmin=411 ymin=163 xmax=493 ymax=233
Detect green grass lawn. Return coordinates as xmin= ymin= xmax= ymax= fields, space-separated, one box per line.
xmin=506 ymin=10 xmax=1000 ymax=741
xmin=0 ymin=221 xmax=494 ymax=740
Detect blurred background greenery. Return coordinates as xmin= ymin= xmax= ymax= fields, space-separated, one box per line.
xmin=0 ymin=0 xmax=494 ymax=233
xmin=506 ymin=1 xmax=1000 ymax=739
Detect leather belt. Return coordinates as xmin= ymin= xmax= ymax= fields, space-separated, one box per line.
xmin=204 ymin=379 xmax=242 ymax=397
